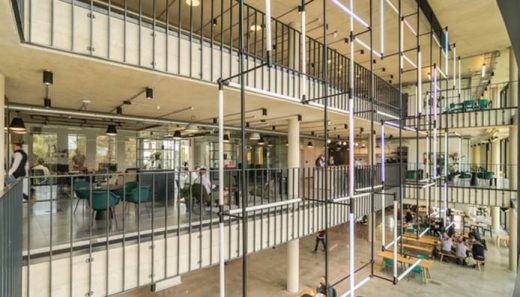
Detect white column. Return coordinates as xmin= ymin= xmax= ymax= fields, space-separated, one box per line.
xmin=0 ymin=73 xmax=4 ymax=187
xmin=491 ymin=206 xmax=501 ymax=231
xmin=474 ymin=145 xmax=482 ymax=167
xmin=287 ymin=118 xmax=300 ymax=293
xmin=509 ymin=208 xmax=518 ymax=272
xmin=508 ymin=46 xmax=518 ymax=272
xmin=492 ymin=140 xmax=500 ymax=176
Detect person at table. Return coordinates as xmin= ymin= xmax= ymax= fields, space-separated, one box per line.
xmin=190 ymin=166 xmax=201 ymax=183
xmin=194 ymin=167 xmax=214 ymax=195
xmin=440 ymin=233 xmax=454 ymax=254
xmin=447 ymin=224 xmax=456 ymax=238
xmin=71 ymin=148 xmax=86 ymax=171
xmin=32 ymin=158 xmax=51 ymax=176
xmin=316 ymin=276 xmax=337 ymax=297
xmin=455 ymin=238 xmax=468 ymax=265
xmin=471 ymin=240 xmax=486 ymax=266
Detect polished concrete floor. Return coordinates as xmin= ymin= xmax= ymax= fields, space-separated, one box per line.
xmin=123 ymin=214 xmax=516 ymax=297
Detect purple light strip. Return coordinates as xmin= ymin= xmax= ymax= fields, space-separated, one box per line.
xmin=331 ymin=0 xmax=369 ymax=28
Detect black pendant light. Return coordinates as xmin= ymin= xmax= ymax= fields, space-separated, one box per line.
xmin=223 ymin=134 xmax=230 ymax=143
xmin=9 ymin=116 xmax=26 ymax=132
xmin=258 ymin=137 xmax=265 ymax=145
xmin=307 ymin=141 xmax=313 ymax=148
xmin=106 ymin=124 xmax=118 ymax=136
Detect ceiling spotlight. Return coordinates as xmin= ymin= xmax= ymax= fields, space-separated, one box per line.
xmin=333 ymin=31 xmax=338 ymax=38
xmin=43 ymin=70 xmax=53 ymax=85
xmin=307 ymin=141 xmax=313 ymax=148
xmin=173 ymin=130 xmax=182 ymax=140
xmin=212 ymin=18 xmax=218 ymax=26
xmin=382 ymin=67 xmax=386 ymax=72
xmin=327 ymin=139 xmax=331 ymax=144
xmin=481 ymin=63 xmax=486 ymax=78
xmin=9 ymin=116 xmax=26 ymax=132
xmin=185 ymin=0 xmax=200 ymax=6
xmin=249 ymin=132 xmax=261 ymax=140
xmin=267 ymin=141 xmax=273 ymax=147
xmin=250 ymin=24 xmax=262 ymax=32
xmin=106 ymin=124 xmax=118 ymax=136
xmin=44 ymin=98 xmax=51 ymax=108
xmin=360 ymin=49 xmax=365 ymax=55
xmin=262 ymin=108 xmax=268 ymax=116
xmin=145 ymin=87 xmax=153 ymax=100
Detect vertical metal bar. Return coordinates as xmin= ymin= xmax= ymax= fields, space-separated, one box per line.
xmin=51 ymin=0 xmax=54 ymax=46
xmin=122 ymin=173 xmax=126 ymax=291
xmin=105 ymin=176 xmax=110 ymax=295
xmin=177 ymin=0 xmax=182 ymax=74
xmin=107 ymin=0 xmax=111 ymax=59
xmin=165 ymin=0 xmax=169 ymax=72
xmin=138 ymin=0 xmax=142 ymax=65
xmin=152 ymin=0 xmax=156 ymax=69
xmin=89 ymin=0 xmax=93 ymax=54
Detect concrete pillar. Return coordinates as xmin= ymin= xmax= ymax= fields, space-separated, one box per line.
xmin=491 ymin=206 xmax=501 ymax=231
xmin=0 ymin=73 xmax=4 ymax=187
xmin=508 ymin=46 xmax=518 ymax=272
xmin=287 ymin=118 xmax=299 ymax=293
xmin=473 ymin=145 xmax=481 ymax=167
xmin=509 ymin=208 xmax=518 ymax=272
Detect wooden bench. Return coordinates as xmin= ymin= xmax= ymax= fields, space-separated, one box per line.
xmin=439 ymin=251 xmax=458 ymax=262
xmin=401 ymin=243 xmax=431 ymax=255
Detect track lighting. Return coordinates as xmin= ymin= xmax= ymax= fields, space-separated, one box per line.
xmin=44 ymin=98 xmax=51 ymax=108
xmin=145 ymin=87 xmax=153 ymax=100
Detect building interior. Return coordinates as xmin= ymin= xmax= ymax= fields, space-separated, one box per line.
xmin=0 ymin=0 xmax=519 ymax=296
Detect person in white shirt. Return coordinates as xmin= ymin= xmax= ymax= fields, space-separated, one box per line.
xmin=455 ymin=239 xmax=468 ymax=264
xmin=194 ymin=167 xmax=213 ymax=195
xmin=6 ymin=142 xmax=29 ymax=199
xmin=32 ymin=158 xmax=51 ymax=176
xmin=190 ymin=166 xmax=201 ymax=183
xmin=441 ymin=235 xmax=453 ymax=253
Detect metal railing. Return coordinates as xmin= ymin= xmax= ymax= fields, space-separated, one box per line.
xmin=22 ymin=165 xmax=393 ymax=297
xmin=0 ymin=180 xmax=24 ymax=297
xmin=13 ymin=0 xmax=403 ymax=119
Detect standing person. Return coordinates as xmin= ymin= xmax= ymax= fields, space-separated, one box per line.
xmin=6 ymin=142 xmax=29 ymax=199
xmin=71 ymin=148 xmax=86 ymax=172
xmin=313 ymin=230 xmax=327 ymax=252
xmin=315 ymin=154 xmax=326 ymax=167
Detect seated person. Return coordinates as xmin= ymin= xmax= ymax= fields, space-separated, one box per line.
xmin=32 ymin=158 xmax=51 ymax=176
xmin=431 ymin=245 xmax=440 ymax=260
xmin=455 ymin=238 xmax=468 ymax=264
xmin=193 ymin=167 xmax=215 ymax=195
xmin=447 ymin=224 xmax=456 ymax=238
xmin=472 ymin=240 xmax=486 ymax=264
xmin=440 ymin=234 xmax=453 ymax=254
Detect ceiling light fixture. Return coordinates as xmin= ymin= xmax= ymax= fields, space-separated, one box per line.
xmin=184 ymin=123 xmax=198 ymax=133
xmin=258 ymin=137 xmax=265 ymax=145
xmin=250 ymin=24 xmax=262 ymax=32
xmin=249 ymin=132 xmax=261 ymax=140
xmin=307 ymin=141 xmax=313 ymax=148
xmin=481 ymin=63 xmax=486 ymax=78
xmin=185 ymin=0 xmax=200 ymax=7
xmin=223 ymin=134 xmax=230 ymax=143
xmin=44 ymin=98 xmax=51 ymax=108
xmin=173 ymin=130 xmax=182 ymax=140
xmin=9 ymin=116 xmax=26 ymax=132
xmin=106 ymin=124 xmax=118 ymax=136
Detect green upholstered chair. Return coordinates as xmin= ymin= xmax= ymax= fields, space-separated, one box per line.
xmin=73 ymin=180 xmax=91 ymax=214
xmin=90 ymin=190 xmax=120 ymax=225
xmin=478 ymin=99 xmax=490 ymax=110
xmin=111 ymin=181 xmax=138 ymax=200
xmin=125 ymin=185 xmax=151 ymax=204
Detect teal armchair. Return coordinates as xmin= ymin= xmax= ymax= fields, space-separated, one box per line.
xmin=90 ymin=190 xmax=120 ymax=225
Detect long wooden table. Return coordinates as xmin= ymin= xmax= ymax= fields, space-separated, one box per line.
xmin=403 ymin=234 xmax=439 ymax=247
xmin=379 ymin=251 xmax=433 ymax=283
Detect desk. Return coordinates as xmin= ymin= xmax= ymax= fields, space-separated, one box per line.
xmin=379 ymin=251 xmax=433 ymax=283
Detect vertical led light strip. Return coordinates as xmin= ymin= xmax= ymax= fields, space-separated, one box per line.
xmin=301 ymin=3 xmax=306 ymax=101
xmin=380 ymin=0 xmax=384 ymax=55
xmin=381 ymin=123 xmax=386 ymax=247
xmin=418 ymin=49 xmax=422 ymax=114
xmin=265 ymin=0 xmax=272 ymax=65
xmin=433 ymin=65 xmax=438 ymax=178
xmin=443 ymin=132 xmax=448 ymax=225
xmin=393 ymin=200 xmax=398 ymax=280
xmin=458 ymin=137 xmax=462 ymax=171
xmin=399 ymin=19 xmax=403 ymax=71
xmin=348 ymin=1 xmax=355 ymax=295
xmin=444 ymin=29 xmax=449 ymax=76
xmin=458 ymin=57 xmax=462 ymax=96
xmin=218 ymin=86 xmax=225 ymax=297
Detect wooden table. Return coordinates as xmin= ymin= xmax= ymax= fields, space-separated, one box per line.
xmin=379 ymin=251 xmax=433 ymax=283
xmin=403 ymin=234 xmax=439 ymax=247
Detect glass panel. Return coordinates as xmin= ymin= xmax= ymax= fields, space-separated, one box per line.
xmin=125 ymin=137 xmax=137 ymax=169
xmin=31 ymin=133 xmax=58 ymax=173
xmin=96 ymin=135 xmax=117 ymax=172
xmin=68 ymin=134 xmax=87 ymax=172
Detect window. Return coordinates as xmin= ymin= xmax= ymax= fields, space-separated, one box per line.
xmin=96 ymin=135 xmax=116 ymax=171
xmin=32 ymin=133 xmax=58 ymax=173
xmin=68 ymin=134 xmax=87 ymax=170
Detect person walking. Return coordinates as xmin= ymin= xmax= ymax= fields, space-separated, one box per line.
xmin=313 ymin=230 xmax=327 ymax=252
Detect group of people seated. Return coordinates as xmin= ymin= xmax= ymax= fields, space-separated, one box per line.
xmin=432 ymin=227 xmax=486 ymax=268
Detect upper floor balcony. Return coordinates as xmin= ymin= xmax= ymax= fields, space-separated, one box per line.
xmin=10 ymin=0 xmax=404 ymax=120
